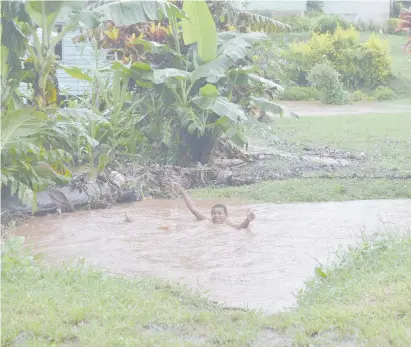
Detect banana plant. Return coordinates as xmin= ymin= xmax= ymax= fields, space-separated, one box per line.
xmin=4 ymin=0 xmax=101 ymax=108
xmin=111 ymin=31 xmax=296 ymax=164
xmin=0 ymin=102 xmax=73 ymax=210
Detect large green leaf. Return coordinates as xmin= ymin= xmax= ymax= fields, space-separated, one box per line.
xmin=239 ymin=74 xmax=284 ymax=92
xmin=181 ymin=0 xmax=217 ymax=62
xmin=56 ymin=108 xmax=107 ymax=122
xmin=199 ymin=84 xmax=218 ymax=97
xmin=217 ymin=32 xmax=268 ymax=61
xmin=193 ymin=96 xmax=247 ymax=122
xmin=153 ymin=68 xmax=190 ymax=84
xmin=191 ymin=55 xmax=233 ymax=83
xmin=25 ymin=0 xmax=64 ymax=31
xmin=90 ymin=0 xmax=183 ymax=26
xmin=191 ymin=32 xmax=268 ymax=83
xmin=1 ymin=109 xmax=47 ymax=151
xmin=112 ymin=61 xmax=154 ymax=87
xmin=222 ymin=5 xmax=290 ymax=33
xmin=250 ymin=97 xmax=299 ymax=119
xmin=59 ymin=65 xmax=92 ymax=82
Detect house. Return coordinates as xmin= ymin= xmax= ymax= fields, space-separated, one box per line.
xmin=54 ymin=26 xmax=105 ymax=96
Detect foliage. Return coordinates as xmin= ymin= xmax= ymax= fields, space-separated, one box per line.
xmin=4 ymin=0 xmax=101 ymax=108
xmin=208 ymin=1 xmax=291 ymax=33
xmin=0 ymin=106 xmax=75 ymax=209
xmin=395 ymin=6 xmax=411 ymax=53
xmin=285 ymin=27 xmax=392 ymax=89
xmin=128 ymin=31 xmax=292 ymax=164
xmin=312 ymin=14 xmax=349 ymax=34
xmin=67 ymin=3 xmax=294 ymax=166
xmin=280 ymin=15 xmax=317 ymax=33
xmin=1 ymin=40 xmax=76 ymax=209
xmin=374 ymin=86 xmax=396 ymax=100
xmin=249 ymin=38 xmax=289 ymax=87
xmin=390 ymin=1 xmax=405 ymax=18
xmin=181 ymin=0 xmax=217 ymax=61
xmin=348 ymin=90 xmax=369 ymax=102
xmin=86 ymin=0 xmax=183 ymax=26
xmin=1 ymin=0 xmax=295 ymax=212
xmin=386 ymin=17 xmax=403 ymax=34
xmin=306 ymin=1 xmax=324 ymax=16
xmin=1 ymin=236 xmax=37 ymax=280
xmin=360 ymin=34 xmax=392 ymax=86
xmin=279 ymin=86 xmax=319 ymax=101
xmin=307 ymin=62 xmax=348 ymax=104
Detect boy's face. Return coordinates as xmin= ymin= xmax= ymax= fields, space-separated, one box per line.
xmin=211 ymin=207 xmax=227 ymax=224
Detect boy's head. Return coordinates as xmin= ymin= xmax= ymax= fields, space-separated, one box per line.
xmin=211 ymin=204 xmax=228 ymax=224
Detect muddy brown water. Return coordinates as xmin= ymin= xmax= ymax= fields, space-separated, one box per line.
xmin=14 ymin=199 xmax=411 ymax=313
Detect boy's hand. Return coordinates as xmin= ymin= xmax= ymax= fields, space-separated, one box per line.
xmin=172 ymin=182 xmax=183 ymax=193
xmin=246 ymin=210 xmax=256 ymax=221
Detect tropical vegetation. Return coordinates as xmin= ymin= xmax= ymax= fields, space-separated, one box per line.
xmin=1 ymin=0 xmax=294 ymax=210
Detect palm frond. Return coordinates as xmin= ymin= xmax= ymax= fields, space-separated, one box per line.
xmin=215 ymin=2 xmax=290 ymax=33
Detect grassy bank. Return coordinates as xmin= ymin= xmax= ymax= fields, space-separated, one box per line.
xmin=266 ymin=232 xmax=411 ymax=346
xmin=192 ymin=112 xmax=411 ymax=203
xmin=191 ymin=178 xmax=411 ymax=203
xmin=2 ymin=232 xmax=411 ymax=346
xmin=274 ymin=112 xmax=411 ymax=172
xmin=1 ymin=238 xmax=264 ymax=347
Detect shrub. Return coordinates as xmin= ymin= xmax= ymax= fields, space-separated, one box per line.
xmin=386 ymin=18 xmax=403 ymax=34
xmin=285 ymin=28 xmax=392 ymax=89
xmin=360 ymin=34 xmax=392 ymax=87
xmin=280 ymin=86 xmax=320 ymax=101
xmin=374 ymin=86 xmax=396 ymax=101
xmin=307 ymin=62 xmax=348 ymax=105
xmin=349 ymin=90 xmax=368 ymax=102
xmin=281 ymin=15 xmax=316 ymax=32
xmin=312 ymin=14 xmax=350 ymax=34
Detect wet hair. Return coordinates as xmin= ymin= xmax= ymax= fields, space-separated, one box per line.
xmin=211 ymin=204 xmax=228 ymax=215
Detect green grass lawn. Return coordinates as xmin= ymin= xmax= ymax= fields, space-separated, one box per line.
xmin=193 ymin=112 xmax=411 ymax=203
xmin=191 ymin=178 xmax=411 ymax=203
xmin=3 ymin=233 xmax=411 ymax=346
xmin=265 ymin=232 xmax=411 ymax=346
xmin=273 ymin=112 xmax=411 ymax=171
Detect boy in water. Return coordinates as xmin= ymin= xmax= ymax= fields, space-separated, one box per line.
xmin=172 ymin=183 xmax=256 ymax=229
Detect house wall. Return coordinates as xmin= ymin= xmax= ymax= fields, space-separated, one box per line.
xmin=22 ymin=25 xmax=106 ymax=97
xmin=323 ymin=0 xmax=391 ymax=27
xmin=57 ymin=29 xmax=104 ymax=96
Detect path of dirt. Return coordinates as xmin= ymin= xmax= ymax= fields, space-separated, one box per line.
xmin=280 ymin=100 xmax=411 ymax=116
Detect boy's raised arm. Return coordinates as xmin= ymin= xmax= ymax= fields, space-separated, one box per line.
xmin=173 ymin=183 xmax=207 ymax=221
